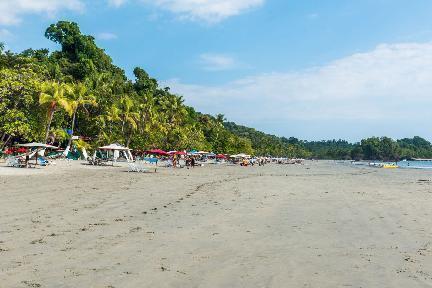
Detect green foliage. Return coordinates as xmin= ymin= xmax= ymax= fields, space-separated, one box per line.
xmin=302 ymin=140 xmax=355 ymax=160
xmin=302 ymin=136 xmax=432 ymax=161
xmin=0 ymin=64 xmax=46 ymax=142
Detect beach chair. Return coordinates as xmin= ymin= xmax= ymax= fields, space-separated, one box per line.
xmin=128 ymin=162 xmax=139 ymax=172
xmin=6 ymin=156 xmax=26 ymax=168
xmin=128 ymin=161 xmax=151 ymax=173
xmin=37 ymin=157 xmax=49 ymax=166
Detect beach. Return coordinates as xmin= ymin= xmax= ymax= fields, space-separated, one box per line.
xmin=0 ymin=161 xmax=431 ymax=287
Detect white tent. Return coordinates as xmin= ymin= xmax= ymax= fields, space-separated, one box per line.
xmin=99 ymin=143 xmax=130 ymax=151
xmin=99 ymin=143 xmax=133 ymax=161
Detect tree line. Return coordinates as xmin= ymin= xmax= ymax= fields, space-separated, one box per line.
xmin=223 ymin=123 xmax=432 ymax=161
xmin=291 ymin=136 xmax=432 ymax=161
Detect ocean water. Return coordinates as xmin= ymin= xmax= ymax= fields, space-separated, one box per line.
xmin=346 ymin=160 xmax=432 ymax=169
xmin=397 ymin=160 xmax=432 ymax=169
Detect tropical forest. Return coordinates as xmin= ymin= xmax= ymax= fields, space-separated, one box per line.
xmin=1 ymin=21 xmax=431 ymax=161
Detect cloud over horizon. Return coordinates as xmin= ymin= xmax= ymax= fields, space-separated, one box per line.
xmin=199 ymin=53 xmax=238 ymax=71
xmin=165 ymin=42 xmax=432 ymax=140
xmin=140 ymin=0 xmax=265 ymax=23
xmin=108 ymin=0 xmax=127 ymax=7
xmin=0 ymin=0 xmax=84 ymax=26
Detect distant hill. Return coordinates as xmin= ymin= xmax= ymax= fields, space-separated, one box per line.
xmin=223 ymin=122 xmax=311 ymax=157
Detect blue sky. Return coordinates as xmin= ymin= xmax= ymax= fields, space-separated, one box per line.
xmin=2 ymin=0 xmax=432 ymax=141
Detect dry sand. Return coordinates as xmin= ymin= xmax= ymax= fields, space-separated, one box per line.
xmin=0 ymin=160 xmax=431 ymax=287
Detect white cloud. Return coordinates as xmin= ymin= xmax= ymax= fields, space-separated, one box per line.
xmin=200 ymin=53 xmax=237 ymax=71
xmin=97 ymin=32 xmax=118 ymax=40
xmin=0 ymin=28 xmax=12 ymax=39
xmin=165 ymin=42 xmax=432 ymax=139
xmin=108 ymin=0 xmax=127 ymax=7
xmin=0 ymin=0 xmax=84 ymax=26
xmin=140 ymin=0 xmax=265 ymax=23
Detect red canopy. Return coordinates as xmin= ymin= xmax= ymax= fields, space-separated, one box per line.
xmin=168 ymin=150 xmax=187 ymax=155
xmin=216 ymin=154 xmax=227 ymax=159
xmin=145 ymin=149 xmax=168 ymax=156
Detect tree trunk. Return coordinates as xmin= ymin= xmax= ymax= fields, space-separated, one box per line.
xmin=66 ymin=110 xmax=77 ymax=149
xmin=1 ymin=134 xmax=12 ymax=150
xmin=44 ymin=107 xmax=55 ymax=143
xmin=125 ymin=128 xmax=131 ymax=148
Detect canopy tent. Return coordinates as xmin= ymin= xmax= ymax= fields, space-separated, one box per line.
xmin=99 ymin=143 xmax=133 ymax=162
xmin=99 ymin=143 xmax=130 ymax=151
xmin=145 ymin=149 xmax=168 ymax=156
xmin=216 ymin=154 xmax=227 ymax=159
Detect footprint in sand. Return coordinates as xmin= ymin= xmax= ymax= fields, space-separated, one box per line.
xmin=21 ymin=280 xmax=41 ymax=288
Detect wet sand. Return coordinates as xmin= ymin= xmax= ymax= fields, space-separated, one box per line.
xmin=0 ymin=161 xmax=431 ymax=287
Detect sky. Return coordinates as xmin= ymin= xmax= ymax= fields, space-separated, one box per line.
xmin=1 ymin=0 xmax=432 ymax=141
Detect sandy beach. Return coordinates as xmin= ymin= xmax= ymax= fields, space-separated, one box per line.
xmin=0 ymin=161 xmax=431 ymax=287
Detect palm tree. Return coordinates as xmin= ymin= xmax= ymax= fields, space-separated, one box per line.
xmin=216 ymin=114 xmax=225 ymax=126
xmin=39 ymin=81 xmax=72 ymax=143
xmin=118 ymin=95 xmax=139 ymax=147
xmin=96 ymin=101 xmax=123 ymax=145
xmin=65 ymin=82 xmax=97 ymax=148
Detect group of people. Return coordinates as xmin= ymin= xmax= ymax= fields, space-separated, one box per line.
xmin=171 ymin=154 xmax=196 ymax=169
xmin=240 ymin=157 xmax=267 ymax=167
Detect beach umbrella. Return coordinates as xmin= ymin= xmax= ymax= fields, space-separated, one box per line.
xmin=17 ymin=147 xmax=27 ymax=153
xmin=167 ymin=150 xmax=187 ymax=155
xmin=145 ymin=149 xmax=168 ymax=156
xmin=230 ymin=153 xmax=250 ymax=158
xmin=17 ymin=142 xmax=58 ymax=149
xmin=16 ymin=143 xmax=58 ymax=167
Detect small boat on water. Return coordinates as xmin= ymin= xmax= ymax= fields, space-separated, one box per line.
xmin=383 ymin=164 xmax=399 ymax=169
xmin=367 ymin=162 xmax=399 ymax=169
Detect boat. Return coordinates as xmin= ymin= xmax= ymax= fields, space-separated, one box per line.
xmin=383 ymin=164 xmax=399 ymax=169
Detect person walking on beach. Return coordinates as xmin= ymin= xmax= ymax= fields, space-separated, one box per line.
xmin=172 ymin=154 xmax=177 ymax=168
xmin=25 ymin=150 xmax=29 ymax=168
